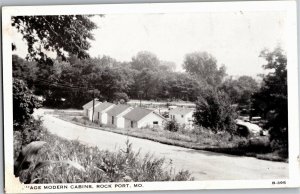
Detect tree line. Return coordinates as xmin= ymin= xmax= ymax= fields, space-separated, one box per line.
xmin=12 ymin=15 xmax=288 ymax=155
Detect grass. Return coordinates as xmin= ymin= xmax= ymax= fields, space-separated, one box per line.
xmin=56 ymin=113 xmax=288 ymax=162
xmin=17 ymin=128 xmax=193 ymax=183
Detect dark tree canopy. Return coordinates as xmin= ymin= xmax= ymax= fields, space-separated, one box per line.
xmin=12 ymin=15 xmax=98 ymax=61
xmin=193 ymin=88 xmax=237 ymax=133
xmin=252 ymin=47 xmax=287 ymax=144
xmin=220 ymin=75 xmax=259 ymax=105
xmin=13 ymin=79 xmax=41 ymax=129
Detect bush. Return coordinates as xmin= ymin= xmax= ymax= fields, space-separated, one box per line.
xmin=164 ymin=120 xmax=180 ymax=132
xmin=13 ymin=79 xmax=41 ymax=130
xmin=194 ymin=88 xmax=237 ymax=133
xmin=18 ymin=130 xmax=194 ymax=183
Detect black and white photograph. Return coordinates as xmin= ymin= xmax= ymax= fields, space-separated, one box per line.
xmin=2 ymin=1 xmax=300 ymax=193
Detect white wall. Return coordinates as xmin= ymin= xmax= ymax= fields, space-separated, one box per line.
xmin=124 ymin=119 xmax=138 ymax=128
xmin=83 ymin=109 xmax=88 ymax=117
xmin=170 ymin=111 xmax=193 ymax=126
xmin=102 ymin=113 xmax=108 ymax=124
xmin=137 ymin=112 xmax=165 ymax=128
xmin=117 ymin=117 xmax=125 ymax=128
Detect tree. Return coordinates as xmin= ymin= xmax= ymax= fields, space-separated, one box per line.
xmin=220 ymin=76 xmax=259 ymax=106
xmin=164 ymin=120 xmax=180 ymax=132
xmin=252 ymin=47 xmax=287 ymax=146
xmin=183 ymin=52 xmax=226 ymax=86
xmin=13 ymin=79 xmax=41 ymax=130
xmin=131 ymin=51 xmax=160 ymax=71
xmin=193 ymin=88 xmax=237 ymax=133
xmin=12 ymin=55 xmax=37 ymax=88
xmin=12 ymin=15 xmax=98 ymax=61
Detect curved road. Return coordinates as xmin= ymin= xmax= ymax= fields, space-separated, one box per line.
xmin=36 ymin=110 xmax=288 ymax=180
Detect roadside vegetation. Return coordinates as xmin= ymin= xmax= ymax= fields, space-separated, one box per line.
xmin=15 ymin=118 xmax=193 ymax=183
xmin=55 ymin=112 xmax=286 ymax=162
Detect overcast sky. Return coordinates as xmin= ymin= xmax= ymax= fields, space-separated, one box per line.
xmin=13 ymin=11 xmax=287 ymax=77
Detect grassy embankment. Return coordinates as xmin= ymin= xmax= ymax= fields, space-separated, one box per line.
xmin=16 ymin=126 xmax=193 ymax=183
xmin=51 ymin=110 xmax=287 ymax=162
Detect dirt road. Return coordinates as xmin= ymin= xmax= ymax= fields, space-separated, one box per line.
xmin=36 ymin=110 xmax=288 ymax=180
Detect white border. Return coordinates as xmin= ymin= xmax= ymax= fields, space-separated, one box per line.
xmin=2 ymin=1 xmax=300 ymax=193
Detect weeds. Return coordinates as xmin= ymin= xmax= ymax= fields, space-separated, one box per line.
xmin=17 ymin=127 xmax=193 ymax=184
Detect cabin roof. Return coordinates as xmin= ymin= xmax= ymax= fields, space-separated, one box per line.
xmin=169 ymin=107 xmax=194 ymax=115
xmin=94 ymin=102 xmax=114 ymax=112
xmin=82 ymin=99 xmax=101 ymax=109
xmin=106 ymin=104 xmax=131 ymax=116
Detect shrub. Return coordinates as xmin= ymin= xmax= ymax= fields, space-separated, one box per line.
xmin=194 ymin=88 xmax=237 ymax=134
xmin=13 ymin=79 xmax=41 ymax=130
xmin=164 ymin=120 xmax=180 ymax=132
xmin=19 ymin=130 xmax=194 ymax=183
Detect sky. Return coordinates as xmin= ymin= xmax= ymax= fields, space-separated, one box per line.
xmin=13 ymin=11 xmax=287 ymax=77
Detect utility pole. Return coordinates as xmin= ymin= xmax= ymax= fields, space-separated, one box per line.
xmin=92 ymin=89 xmax=95 ymax=123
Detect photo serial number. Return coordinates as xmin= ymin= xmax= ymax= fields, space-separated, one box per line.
xmin=272 ymin=181 xmax=286 ymax=185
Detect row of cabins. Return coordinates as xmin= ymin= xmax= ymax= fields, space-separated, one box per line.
xmin=83 ymin=99 xmax=195 ymax=129
xmin=83 ymin=100 xmax=167 ymax=128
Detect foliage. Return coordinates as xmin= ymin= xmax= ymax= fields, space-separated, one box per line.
xmin=131 ymin=51 xmax=160 ymax=71
xmin=252 ymin=47 xmax=288 ymax=150
xmin=193 ymin=88 xmax=237 ymax=133
xmin=18 ymin=129 xmax=193 ymax=183
xmin=164 ymin=120 xmax=180 ymax=132
xmin=220 ymin=76 xmax=259 ymax=106
xmin=13 ymin=79 xmax=41 ymax=129
xmin=12 ymin=15 xmax=98 ymax=61
xmin=12 ymin=55 xmax=37 ymax=88
xmin=183 ymin=52 xmax=226 ymax=86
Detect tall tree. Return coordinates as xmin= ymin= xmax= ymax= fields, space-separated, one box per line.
xmin=252 ymin=47 xmax=287 ymax=146
xmin=131 ymin=51 xmax=160 ymax=71
xmin=183 ymin=52 xmax=226 ymax=86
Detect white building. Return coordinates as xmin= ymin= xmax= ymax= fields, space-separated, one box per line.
xmin=106 ymin=105 xmax=133 ymax=128
xmin=94 ymin=102 xmax=115 ymax=124
xmin=169 ymin=107 xmax=194 ymax=127
xmin=124 ymin=107 xmax=167 ymax=128
xmin=82 ymin=99 xmax=101 ymax=121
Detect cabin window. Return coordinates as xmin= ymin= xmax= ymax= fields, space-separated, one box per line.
xmin=181 ymin=115 xmax=184 ymax=118
xmin=112 ymin=116 xmax=114 ymax=124
xmin=131 ymin=121 xmax=134 ymax=128
xmin=153 ymin=121 xmax=158 ymax=125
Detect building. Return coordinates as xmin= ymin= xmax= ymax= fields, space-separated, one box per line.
xmin=106 ymin=105 xmax=133 ymax=128
xmin=123 ymin=107 xmax=167 ymax=128
xmin=169 ymin=107 xmax=194 ymax=127
xmin=82 ymin=99 xmax=101 ymax=121
xmin=93 ymin=102 xmax=115 ymax=124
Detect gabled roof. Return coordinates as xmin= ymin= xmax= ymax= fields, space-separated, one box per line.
xmin=94 ymin=102 xmax=114 ymax=112
xmin=82 ymin=99 xmax=101 ymax=109
xmin=106 ymin=104 xmax=131 ymax=116
xmin=169 ymin=107 xmax=194 ymax=115
xmin=123 ymin=107 xmax=152 ymax=121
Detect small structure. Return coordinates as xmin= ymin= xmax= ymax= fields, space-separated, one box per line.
xmin=82 ymin=99 xmax=101 ymax=121
xmin=94 ymin=102 xmax=115 ymax=124
xmin=124 ymin=107 xmax=167 ymax=128
xmin=106 ymin=105 xmax=133 ymax=128
xmin=169 ymin=107 xmax=194 ymax=127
